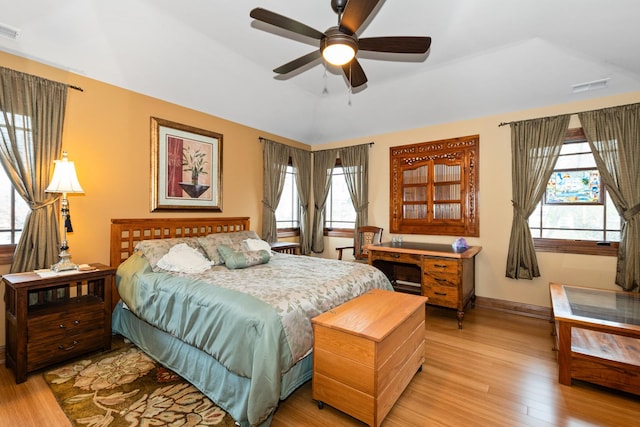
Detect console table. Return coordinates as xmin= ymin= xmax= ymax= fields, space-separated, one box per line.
xmin=366 ymin=242 xmax=481 ymax=328
xmin=549 ymin=282 xmax=640 ymax=395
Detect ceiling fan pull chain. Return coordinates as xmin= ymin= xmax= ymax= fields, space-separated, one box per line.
xmin=348 ymin=62 xmax=353 ymax=106
xmin=323 ymin=65 xmax=329 ymax=94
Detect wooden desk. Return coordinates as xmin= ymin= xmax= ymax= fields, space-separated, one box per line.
xmin=366 ymin=242 xmax=481 ymax=328
xmin=549 ymin=282 xmax=640 ymax=395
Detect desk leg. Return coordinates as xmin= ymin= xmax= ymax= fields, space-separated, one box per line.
xmin=456 ymin=310 xmax=464 ymax=329
xmin=557 ymin=321 xmax=572 ymax=386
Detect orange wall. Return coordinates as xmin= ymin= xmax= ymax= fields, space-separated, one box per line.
xmin=0 ymin=50 xmax=307 ymax=267
xmin=0 ymin=51 xmax=308 ymax=350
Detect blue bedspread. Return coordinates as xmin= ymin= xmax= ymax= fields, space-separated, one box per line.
xmin=115 ymin=252 xmax=392 ymax=426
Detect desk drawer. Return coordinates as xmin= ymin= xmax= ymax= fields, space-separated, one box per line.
xmin=422 ymin=258 xmax=460 ymax=274
xmin=422 ymin=281 xmax=459 ymax=308
xmin=423 ymin=271 xmax=459 ymax=288
xmin=370 ymin=251 xmax=421 ymax=265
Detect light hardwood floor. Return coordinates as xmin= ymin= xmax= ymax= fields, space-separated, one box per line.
xmin=2 ymin=306 xmax=639 ymax=426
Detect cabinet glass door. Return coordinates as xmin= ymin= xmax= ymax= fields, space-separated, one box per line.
xmin=402 ymin=165 xmax=428 ymax=219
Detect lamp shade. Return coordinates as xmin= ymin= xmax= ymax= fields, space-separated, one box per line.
xmin=45 ymin=151 xmax=84 ymax=194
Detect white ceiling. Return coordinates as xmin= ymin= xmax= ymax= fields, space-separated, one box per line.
xmin=1 ymin=0 xmax=639 ymax=145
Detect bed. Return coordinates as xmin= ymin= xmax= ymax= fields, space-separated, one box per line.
xmin=109 ymin=217 xmax=393 ymax=427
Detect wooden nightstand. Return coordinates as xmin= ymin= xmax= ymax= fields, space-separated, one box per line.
xmin=2 ymin=263 xmax=115 ymax=383
xmin=270 ymin=241 xmax=300 ymax=255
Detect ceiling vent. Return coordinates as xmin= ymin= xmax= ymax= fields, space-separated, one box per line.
xmin=0 ymin=23 xmax=21 ymax=40
xmin=572 ymin=78 xmax=610 ymax=94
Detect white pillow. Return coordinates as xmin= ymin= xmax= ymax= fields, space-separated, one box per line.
xmin=156 ymin=243 xmax=214 ymax=274
xmin=244 ymin=238 xmax=272 ymax=256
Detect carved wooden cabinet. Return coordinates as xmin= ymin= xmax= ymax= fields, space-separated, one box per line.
xmin=390 ymin=135 xmax=479 ymax=237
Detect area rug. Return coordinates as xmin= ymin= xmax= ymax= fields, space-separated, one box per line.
xmin=44 ymin=344 xmax=237 ymax=426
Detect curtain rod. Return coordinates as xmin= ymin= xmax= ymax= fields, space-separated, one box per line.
xmin=258 ymin=137 xmax=374 ymax=150
xmin=498 ymin=101 xmax=640 ymax=127
xmin=311 ymin=141 xmax=374 ymax=153
xmin=1 ymin=66 xmax=84 ymax=92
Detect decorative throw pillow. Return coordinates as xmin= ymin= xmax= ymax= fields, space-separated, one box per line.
xmin=156 ymin=243 xmax=214 ymax=274
xmin=197 ymin=230 xmax=261 ymax=264
xmin=227 ymin=230 xmax=261 ymax=251
xmin=243 ymin=238 xmax=272 ymax=258
xmin=135 ymin=238 xmax=207 ymax=271
xmin=197 ymin=234 xmax=233 ymax=265
xmin=217 ymin=244 xmax=270 ymax=269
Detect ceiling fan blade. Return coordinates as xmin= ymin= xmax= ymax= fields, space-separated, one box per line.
xmin=359 ymin=36 xmax=432 ymax=54
xmin=342 ymin=59 xmax=368 ymax=88
xmin=250 ymin=8 xmax=325 ymax=40
xmin=273 ymin=50 xmax=322 ymax=74
xmin=340 ymin=0 xmax=381 ymax=35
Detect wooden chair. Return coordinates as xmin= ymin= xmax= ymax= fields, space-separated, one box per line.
xmin=336 ymin=226 xmax=383 ymax=261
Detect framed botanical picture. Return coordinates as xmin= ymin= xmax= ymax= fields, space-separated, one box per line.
xmin=545 ymin=169 xmax=602 ymax=205
xmin=151 ymin=117 xmax=223 ymax=211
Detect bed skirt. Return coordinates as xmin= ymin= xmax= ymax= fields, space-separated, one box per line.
xmin=111 ymin=301 xmax=312 ymax=427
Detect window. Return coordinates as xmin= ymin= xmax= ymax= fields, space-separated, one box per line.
xmin=324 ymin=164 xmax=356 ymax=236
xmin=275 ymin=164 xmax=300 ymax=236
xmin=0 ymin=112 xmax=32 ymax=263
xmin=529 ymin=128 xmax=620 ymax=256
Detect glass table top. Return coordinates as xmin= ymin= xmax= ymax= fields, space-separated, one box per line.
xmin=564 ymin=286 xmax=640 ymax=326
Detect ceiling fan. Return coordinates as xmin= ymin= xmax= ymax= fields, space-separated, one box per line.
xmin=250 ymin=0 xmax=431 ymax=89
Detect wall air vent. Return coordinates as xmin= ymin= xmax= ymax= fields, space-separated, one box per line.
xmin=572 ymin=78 xmax=610 ymax=94
xmin=0 ymin=23 xmax=21 ymax=40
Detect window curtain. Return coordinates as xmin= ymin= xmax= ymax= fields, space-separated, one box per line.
xmin=261 ymin=139 xmax=289 ymax=243
xmin=505 ymin=115 xmax=570 ymax=279
xmin=0 ymin=67 xmax=67 ymax=272
xmin=339 ymin=143 xmax=370 ymax=237
xmin=290 ymin=146 xmax=312 ymax=255
xmin=311 ymin=148 xmax=338 ymax=253
xmin=578 ymin=103 xmax=640 ymax=291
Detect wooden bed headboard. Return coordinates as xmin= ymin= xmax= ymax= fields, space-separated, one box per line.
xmin=110 ymin=217 xmax=251 ymax=267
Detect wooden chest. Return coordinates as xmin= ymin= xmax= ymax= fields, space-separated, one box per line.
xmin=311 ymin=289 xmax=427 ymax=427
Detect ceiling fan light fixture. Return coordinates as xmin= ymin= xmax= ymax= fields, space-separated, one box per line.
xmin=322 ymin=43 xmax=355 ymax=65
xmin=321 ymin=28 xmax=357 ymax=66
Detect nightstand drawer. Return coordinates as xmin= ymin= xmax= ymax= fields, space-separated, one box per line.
xmin=28 ymin=301 xmax=104 ymax=340
xmin=27 ymin=328 xmax=105 ymax=371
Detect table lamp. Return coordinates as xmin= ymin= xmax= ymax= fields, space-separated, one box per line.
xmin=45 ymin=151 xmax=84 ymax=271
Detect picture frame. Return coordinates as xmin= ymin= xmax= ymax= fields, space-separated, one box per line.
xmin=150 ymin=117 xmax=223 ymax=211
xmin=545 ymin=168 xmax=602 ymax=205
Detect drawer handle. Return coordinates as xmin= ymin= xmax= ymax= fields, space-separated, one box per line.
xmin=435 ymin=278 xmax=448 ymax=283
xmin=434 ymin=264 xmax=448 ymax=269
xmin=59 ymin=340 xmax=78 ymax=351
xmin=434 ymin=292 xmax=447 ymax=296
xmin=390 ymin=253 xmax=401 ymax=258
